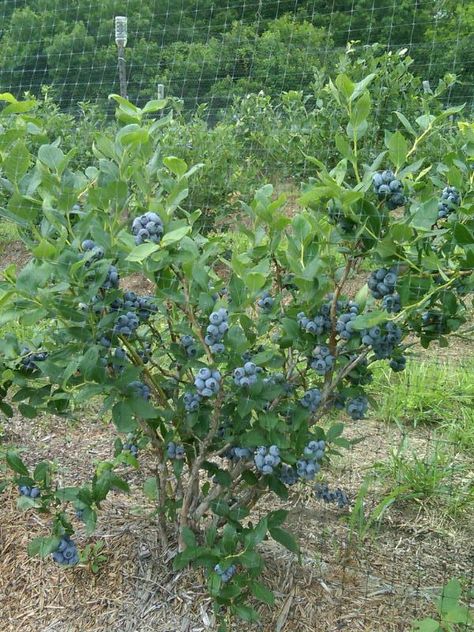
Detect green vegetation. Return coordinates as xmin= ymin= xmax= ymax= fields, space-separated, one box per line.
xmin=0 ymin=1 xmax=472 ymax=109
xmin=370 ymin=361 xmax=474 ymax=443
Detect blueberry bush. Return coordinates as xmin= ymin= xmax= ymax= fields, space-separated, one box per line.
xmin=0 ymin=76 xmax=472 ymax=627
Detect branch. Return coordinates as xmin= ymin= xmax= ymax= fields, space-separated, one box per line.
xmin=178 ymin=389 xmax=224 ymax=549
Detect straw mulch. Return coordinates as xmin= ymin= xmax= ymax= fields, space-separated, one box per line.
xmin=1 ymin=411 xmax=473 ymax=632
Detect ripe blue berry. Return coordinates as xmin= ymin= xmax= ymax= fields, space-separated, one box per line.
xmin=346 ymin=395 xmax=368 ymax=420
xmin=19 ymin=485 xmax=41 ymax=498
xmin=315 ymin=483 xmax=349 ymax=508
xmin=233 ymin=362 xmax=262 ymax=387
xmin=310 ymin=345 xmax=335 ymax=375
xmin=254 ymin=445 xmax=281 ymax=475
xmin=373 ymin=171 xmax=406 ymax=209
xmin=214 ymin=563 xmax=237 ymax=582
xmin=194 ymin=368 xmax=221 ymax=397
xmin=52 ymin=536 xmax=79 ymax=566
xmin=128 ymin=381 xmax=151 ymax=400
xmin=167 ymin=441 xmax=185 ymax=460
xmin=437 ymin=186 xmax=460 ymax=220
xmin=300 ymin=388 xmax=321 ymax=413
xmin=183 ymin=391 xmax=201 ymax=412
xmin=205 ymin=309 xmax=228 ymax=354
xmin=131 ymin=212 xmax=164 ymax=245
xmin=257 ymin=291 xmax=274 ymax=311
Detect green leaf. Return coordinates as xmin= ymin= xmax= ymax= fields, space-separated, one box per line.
xmin=444 ymin=604 xmax=472 ymax=624
xmin=233 ymin=604 xmax=259 ymax=622
xmin=143 ymin=477 xmax=158 ymax=501
xmin=410 ymin=199 xmax=439 ymax=230
xmin=335 ymin=74 xmax=354 ymax=100
xmin=6 ymin=450 xmax=29 ymax=476
xmin=453 ymin=223 xmax=473 ymax=245
xmin=112 ymin=402 xmax=137 ymax=433
xmin=161 ymin=226 xmax=191 ymax=247
xmin=350 ymin=73 xmax=376 ymax=101
xmin=269 ymin=526 xmax=299 ymax=555
xmin=386 ymin=131 xmax=408 ymax=170
xmin=163 ymin=156 xmax=188 ymax=178
xmin=181 ymin=527 xmax=197 ymax=548
xmin=326 ymin=422 xmax=344 ymax=442
xmin=38 ymin=144 xmax=65 ymax=171
xmin=28 ymin=536 xmax=61 ymax=558
xmin=3 ymin=141 xmax=31 ymax=183
xmin=142 ymin=99 xmax=167 ymax=114
xmin=33 ymin=461 xmax=50 ymax=483
xmin=352 ymin=311 xmax=387 ymax=331
xmin=126 ymin=242 xmax=161 ymax=262
xmin=350 ymin=92 xmax=371 ymax=129
xmin=267 ymin=509 xmax=288 ymax=528
xmin=411 ymin=619 xmax=440 ymax=632
xmin=250 ymin=581 xmax=275 ymax=605
xmin=394 ymin=111 xmax=417 ymax=137
xmin=244 ymin=272 xmax=267 ymax=293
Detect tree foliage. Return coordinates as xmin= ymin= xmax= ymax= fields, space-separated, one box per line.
xmin=0 ymin=0 xmax=471 ymax=109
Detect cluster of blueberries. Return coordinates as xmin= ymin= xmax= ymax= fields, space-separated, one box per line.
xmin=204 ymin=308 xmax=229 ymax=355
xmin=52 ymin=536 xmax=80 ymax=566
xmin=310 ymin=345 xmax=335 ymax=376
xmin=233 ymin=362 xmax=263 ymax=387
xmin=438 ymin=186 xmax=460 ymax=220
xmin=19 ymin=485 xmax=41 ymax=498
xmin=20 ymin=347 xmax=48 ymax=373
xmin=183 ymin=391 xmax=201 ymax=412
xmin=361 ymin=322 xmax=402 ymax=360
xmin=100 ymin=347 xmax=128 ymax=374
xmin=102 ymin=265 xmax=120 ymax=290
xmin=166 ymin=441 xmax=185 ymax=460
xmin=296 ymin=440 xmax=326 ymax=480
xmin=383 ymin=293 xmax=401 ymax=314
xmin=300 ymin=388 xmax=322 ymax=413
xmin=225 ymin=446 xmax=252 ymax=461
xmin=80 ymin=238 xmax=118 ymax=291
xmin=180 ymin=335 xmax=198 ymax=358
xmin=389 ymin=355 xmax=406 ymax=372
xmin=214 ymin=563 xmax=237 ymax=583
xmin=297 ymin=310 xmax=330 ymax=336
xmin=368 ymin=267 xmax=398 ymax=300
xmin=254 ymin=445 xmax=281 ymax=475
xmin=114 ymin=311 xmax=140 ymax=337
xmin=111 ymin=291 xmax=157 ymax=321
xmin=123 ymin=442 xmax=138 ymax=457
xmin=346 ymin=395 xmax=369 ymax=420
xmin=336 ymin=302 xmax=359 ymax=340
xmin=279 ymin=464 xmax=299 ymax=486
xmin=257 ymin=291 xmax=274 ymax=311
xmin=315 ymin=483 xmax=349 ymax=508
xmin=131 ymin=212 xmax=164 ymax=245
xmin=128 ymin=380 xmax=151 ymax=400
xmin=372 ymin=170 xmax=406 ymax=210
xmin=194 ymin=367 xmax=221 ymax=397
xmin=81 ymin=239 xmax=105 ymax=264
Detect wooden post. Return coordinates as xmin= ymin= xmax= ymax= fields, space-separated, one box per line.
xmin=115 ymin=16 xmax=128 ymax=99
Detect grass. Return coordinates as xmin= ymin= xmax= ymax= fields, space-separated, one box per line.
xmin=0 ymin=221 xmax=20 ymax=245
xmin=369 ymin=359 xmax=474 ymax=451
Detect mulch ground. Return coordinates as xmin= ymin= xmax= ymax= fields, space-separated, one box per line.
xmin=1 ymin=408 xmax=473 ymax=632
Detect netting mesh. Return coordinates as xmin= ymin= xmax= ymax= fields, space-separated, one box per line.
xmin=0 ymin=2 xmax=473 ymax=630
xmin=0 ymin=0 xmax=472 ymax=113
